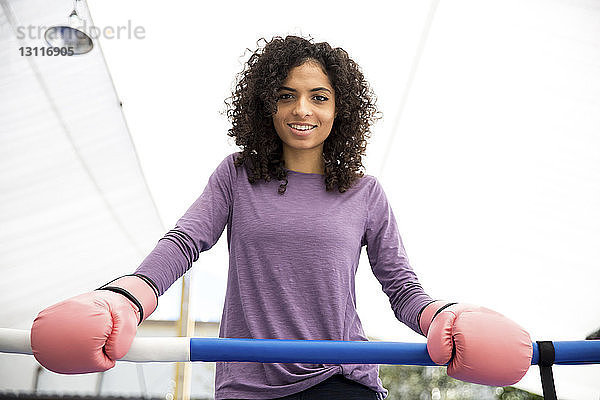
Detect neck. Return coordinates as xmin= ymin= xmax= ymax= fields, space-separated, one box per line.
xmin=282 ymin=146 xmax=325 ymax=175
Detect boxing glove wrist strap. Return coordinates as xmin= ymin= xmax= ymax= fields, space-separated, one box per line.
xmin=418 ymin=300 xmax=457 ymax=336
xmin=134 ymin=273 xmax=160 ymax=297
xmin=98 ymin=286 xmax=145 ymax=324
xmin=431 ymin=302 xmax=458 ymax=321
xmin=96 ymin=274 xmax=159 ymax=325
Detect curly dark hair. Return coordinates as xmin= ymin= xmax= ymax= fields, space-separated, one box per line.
xmin=225 ymin=35 xmax=381 ymax=194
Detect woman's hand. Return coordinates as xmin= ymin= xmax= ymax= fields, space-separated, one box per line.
xmin=419 ymin=301 xmax=533 ymax=386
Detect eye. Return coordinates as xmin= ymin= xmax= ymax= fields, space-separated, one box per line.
xmin=314 ymin=95 xmax=329 ymax=102
xmin=278 ymin=93 xmax=293 ymax=101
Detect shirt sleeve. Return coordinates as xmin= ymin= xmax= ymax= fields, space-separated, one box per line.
xmin=362 ymin=176 xmax=433 ymax=335
xmin=134 ymin=153 xmax=236 ymax=295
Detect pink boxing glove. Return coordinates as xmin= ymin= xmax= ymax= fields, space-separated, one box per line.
xmin=31 ymin=274 xmax=158 ymax=374
xmin=419 ymin=301 xmax=533 ymax=386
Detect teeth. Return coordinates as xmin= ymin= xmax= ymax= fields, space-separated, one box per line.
xmin=290 ymin=124 xmax=315 ymax=131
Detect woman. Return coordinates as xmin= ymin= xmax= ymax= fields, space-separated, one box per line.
xmin=30 ymin=35 xmax=533 ymax=400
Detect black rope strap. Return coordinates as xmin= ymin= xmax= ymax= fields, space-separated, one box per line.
xmin=537 ymin=341 xmax=557 ymax=400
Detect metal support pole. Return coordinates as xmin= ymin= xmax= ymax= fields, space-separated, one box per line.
xmin=174 ymin=271 xmax=194 ymax=400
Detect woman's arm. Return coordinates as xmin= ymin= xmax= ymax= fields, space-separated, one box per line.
xmin=363 ymin=177 xmax=532 ymax=386
xmin=363 ymin=176 xmax=433 ymax=334
xmin=30 ymin=153 xmax=238 ymax=374
xmin=134 ymin=153 xmax=237 ymax=295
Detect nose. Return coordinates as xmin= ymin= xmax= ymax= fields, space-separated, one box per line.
xmin=292 ymin=96 xmax=313 ymax=117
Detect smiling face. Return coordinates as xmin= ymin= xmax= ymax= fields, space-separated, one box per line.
xmin=272 ymin=61 xmax=336 ymax=169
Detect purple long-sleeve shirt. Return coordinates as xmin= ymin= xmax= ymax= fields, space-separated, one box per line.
xmin=135 ymin=152 xmax=433 ymax=399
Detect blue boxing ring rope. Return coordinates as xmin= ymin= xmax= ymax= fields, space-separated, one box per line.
xmin=187 ymin=337 xmax=600 ymax=365
xmin=1 ymin=328 xmax=599 ymax=399
xmin=1 ymin=329 xmax=599 ymax=365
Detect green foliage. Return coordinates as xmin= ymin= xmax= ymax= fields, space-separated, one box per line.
xmin=496 ymin=387 xmax=543 ymax=400
xmin=379 ymin=365 xmax=542 ymax=400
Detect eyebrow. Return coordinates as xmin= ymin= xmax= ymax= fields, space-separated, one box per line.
xmin=278 ymin=86 xmax=332 ymax=94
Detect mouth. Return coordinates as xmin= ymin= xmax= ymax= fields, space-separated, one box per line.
xmin=288 ymin=123 xmax=317 ymax=136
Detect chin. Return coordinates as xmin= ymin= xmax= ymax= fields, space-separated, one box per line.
xmin=284 ymin=142 xmax=322 ymax=152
